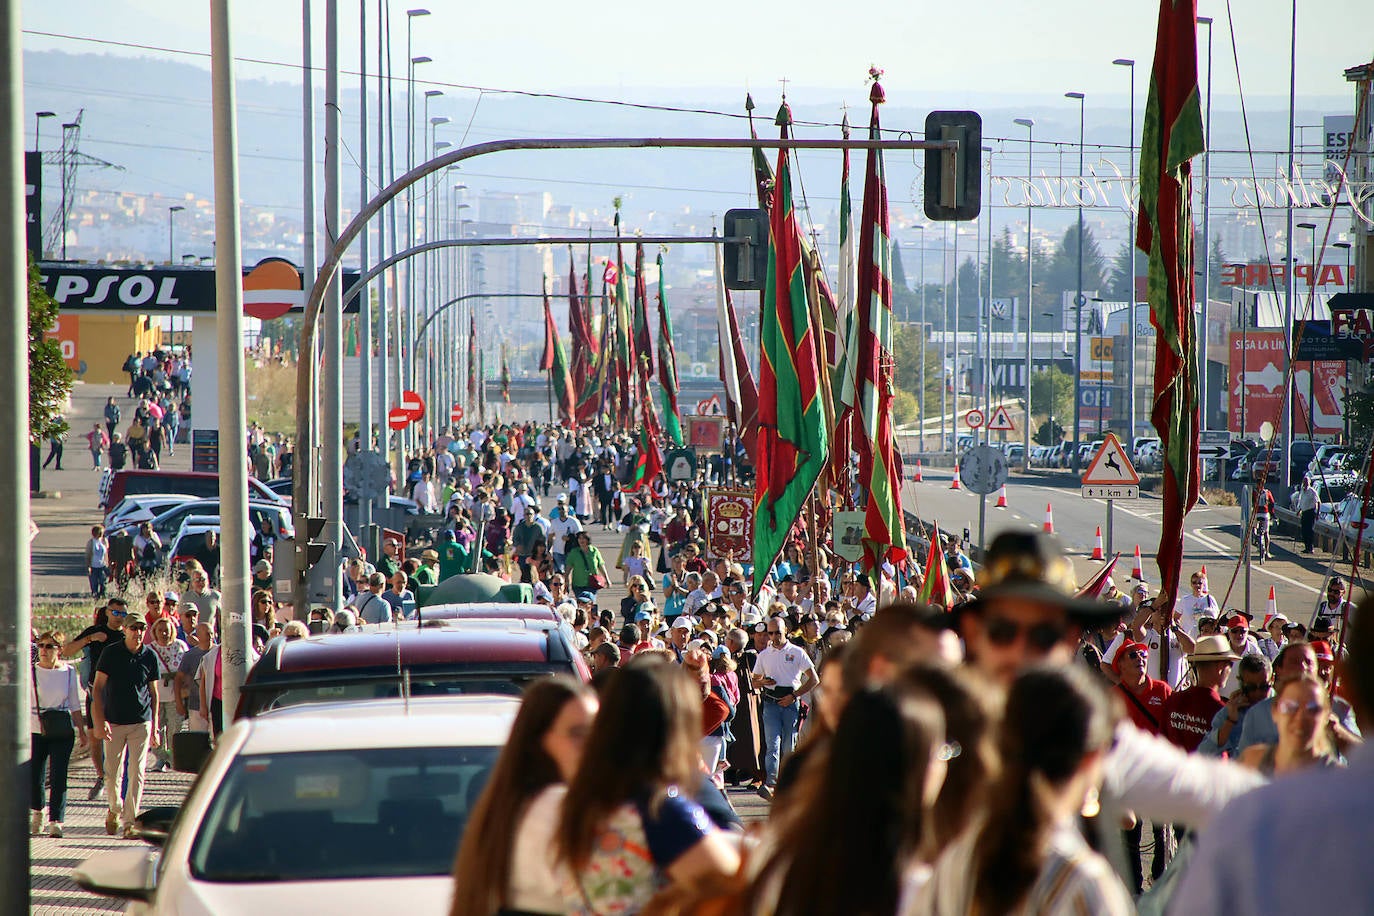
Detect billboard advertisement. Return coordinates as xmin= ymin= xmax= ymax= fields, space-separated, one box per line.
xmin=1228 ymin=331 xmax=1345 ymax=436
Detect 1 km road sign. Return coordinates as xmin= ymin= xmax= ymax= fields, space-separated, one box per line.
xmin=1081 ymin=433 xmax=1140 ymax=499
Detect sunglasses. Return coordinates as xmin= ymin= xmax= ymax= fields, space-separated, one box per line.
xmin=38 ymin=643 xmax=59 ymax=650
xmin=1276 ymin=698 xmax=1324 ymax=716
xmin=126 ymin=624 xmax=147 ymax=632
xmin=1124 ymin=649 xmax=1149 ymax=662
xmin=984 ymin=617 xmax=1067 ymax=652
xmin=1242 ymin=681 xmax=1271 ymax=693
xmin=108 ymin=609 xmax=128 ymax=617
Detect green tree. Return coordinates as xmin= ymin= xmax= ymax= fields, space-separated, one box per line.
xmin=1105 ymin=242 xmax=1136 ymax=302
xmin=28 ymin=257 xmax=74 ymax=444
xmin=893 ymin=324 xmax=944 ymax=428
xmin=891 ymin=241 xmax=919 ymax=324
xmin=1207 ymin=235 xmax=1227 ymax=301
xmin=1043 ymin=223 xmax=1108 ymax=312
xmin=1029 ymin=366 xmax=1074 ymax=440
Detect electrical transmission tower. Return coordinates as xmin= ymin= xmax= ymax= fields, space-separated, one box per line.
xmin=40 ymin=110 xmax=122 ymax=259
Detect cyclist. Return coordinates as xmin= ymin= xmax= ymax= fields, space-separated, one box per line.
xmin=1253 ymin=473 xmax=1276 ymax=563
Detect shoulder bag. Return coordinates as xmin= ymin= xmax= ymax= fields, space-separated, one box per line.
xmin=33 ymin=663 xmax=76 ymax=740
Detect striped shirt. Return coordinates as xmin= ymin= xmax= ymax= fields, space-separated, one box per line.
xmin=914 ymin=821 xmax=1133 ymax=916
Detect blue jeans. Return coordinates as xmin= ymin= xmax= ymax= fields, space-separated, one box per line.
xmin=30 ymin=731 xmax=75 ymax=822
xmin=760 ymin=698 xmax=800 ymax=787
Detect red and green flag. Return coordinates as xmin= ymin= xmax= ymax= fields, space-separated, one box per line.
xmin=715 ymin=247 xmax=760 ymax=461
xmin=633 ymin=242 xmax=654 ymax=385
xmin=499 ymin=342 xmax=511 ymax=404
xmin=612 ymin=217 xmax=636 ymax=428
xmin=567 ymin=251 xmax=600 ymax=425
xmin=625 ymin=424 xmax=663 ymax=491
xmin=1138 ymin=0 xmax=1205 ymax=611
xmin=751 ymin=100 xmax=830 ymax=596
xmin=918 ymin=526 xmax=956 ymax=609
xmin=466 ymin=313 xmax=476 ymax=405
xmin=542 ymin=282 xmax=576 ymax=426
xmin=854 ymin=77 xmax=908 ymax=578
xmin=830 ymin=112 xmax=858 ymax=499
xmin=655 ymin=252 xmax=684 ymax=446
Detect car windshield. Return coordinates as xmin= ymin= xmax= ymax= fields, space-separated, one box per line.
xmin=189 ymin=745 xmax=498 ymax=882
xmin=245 ymin=672 xmax=546 ymax=717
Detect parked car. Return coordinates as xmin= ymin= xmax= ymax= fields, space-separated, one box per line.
xmin=1305 ymin=444 xmax=1352 ymax=481
xmin=73 ymin=696 xmax=517 ymax=913
xmin=110 ymin=498 xmax=294 ymax=544
xmin=103 ymin=493 xmax=197 ymax=530
xmin=166 ymin=523 xmax=221 ymax=574
xmin=1330 ymin=493 xmax=1374 ymax=544
xmin=99 ymin=469 xmax=285 ymax=510
xmin=1003 ymin=444 xmax=1025 ymax=464
xmin=236 ymin=622 xmax=590 ymax=719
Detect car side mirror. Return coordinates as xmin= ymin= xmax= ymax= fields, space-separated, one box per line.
xmin=73 ymin=848 xmax=158 ymax=902
xmin=132 ymin=805 xmax=181 ymax=846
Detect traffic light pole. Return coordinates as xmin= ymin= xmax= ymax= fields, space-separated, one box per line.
xmin=290 ymin=134 xmax=963 ymax=610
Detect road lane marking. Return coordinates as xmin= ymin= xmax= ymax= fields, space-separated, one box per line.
xmin=1188 ymin=528 xmax=1320 ymax=595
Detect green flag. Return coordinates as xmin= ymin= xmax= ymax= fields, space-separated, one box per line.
xmin=655 ymin=253 xmax=684 ymax=446
xmin=752 ymin=100 xmax=830 ymax=596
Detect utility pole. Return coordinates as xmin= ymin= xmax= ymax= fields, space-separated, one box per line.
xmin=1066 ymin=90 xmax=1086 ymax=470
xmin=1015 ymin=117 xmax=1034 ymax=468
xmin=210 ymin=0 xmax=252 ymax=734
xmin=357 ymin=0 xmax=373 ymax=541
xmin=0 ymin=1 xmax=34 ymax=905
xmin=321 ymin=0 xmax=343 ymax=610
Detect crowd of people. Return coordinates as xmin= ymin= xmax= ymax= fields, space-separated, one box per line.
xmin=31 ymin=413 xmax=1372 ymax=913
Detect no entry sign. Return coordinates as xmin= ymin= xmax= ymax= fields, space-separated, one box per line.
xmin=399 ymin=389 xmax=426 ymax=422
xmin=451 ymin=404 xmax=464 ymax=423
xmin=387 ymin=407 xmax=411 ymax=431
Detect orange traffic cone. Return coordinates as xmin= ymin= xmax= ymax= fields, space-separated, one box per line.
xmin=1043 ymin=502 xmax=1054 ymax=534
xmin=995 ymin=485 xmax=1008 ymax=508
xmin=913 ymin=460 xmax=924 ymax=483
xmin=1263 ymin=586 xmax=1278 ymax=628
xmin=1091 ymin=526 xmax=1105 ymax=561
xmin=950 ymin=467 xmax=961 ymax=490
xmin=1131 ymin=545 xmax=1145 ymax=580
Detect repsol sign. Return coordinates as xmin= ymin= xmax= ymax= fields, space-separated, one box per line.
xmin=37 ymin=262 xmax=361 ymax=314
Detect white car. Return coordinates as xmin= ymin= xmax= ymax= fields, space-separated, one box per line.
xmin=73 ymin=696 xmax=518 ymax=914
xmin=104 ymin=494 xmax=197 ymax=530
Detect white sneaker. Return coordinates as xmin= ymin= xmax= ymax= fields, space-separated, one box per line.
xmin=47 ymin=822 xmax=63 ymax=838
xmin=29 ymin=811 xmax=42 ymax=835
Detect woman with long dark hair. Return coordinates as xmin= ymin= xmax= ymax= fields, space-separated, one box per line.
xmin=919 ymin=665 xmax=1131 ymax=915
xmin=450 ymin=677 xmax=598 ymax=916
xmin=556 ymin=654 xmax=740 ymax=914
xmin=752 ymin=682 xmax=948 ymax=916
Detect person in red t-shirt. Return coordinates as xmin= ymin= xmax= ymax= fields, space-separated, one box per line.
xmin=1114 ymin=640 xmax=1172 ymax=734
xmin=1163 ymin=635 xmax=1239 ymax=752
xmin=1112 ymin=638 xmax=1173 ymax=893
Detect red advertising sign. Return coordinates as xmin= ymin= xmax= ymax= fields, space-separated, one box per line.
xmin=1220 ymin=262 xmax=1352 ymax=289
xmin=1228 ymin=332 xmax=1286 ymax=435
xmin=704 ymin=488 xmax=754 ymax=560
xmin=44 ymin=314 xmax=80 ymax=373
xmin=1229 ymin=332 xmax=1347 ymax=436
xmin=1293 ymin=361 xmax=1346 ymax=436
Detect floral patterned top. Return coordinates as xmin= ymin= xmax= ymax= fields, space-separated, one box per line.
xmin=562 ymin=786 xmax=714 ymax=915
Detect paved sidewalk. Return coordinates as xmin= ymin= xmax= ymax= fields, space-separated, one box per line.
xmin=30 ymin=749 xmax=195 ymax=914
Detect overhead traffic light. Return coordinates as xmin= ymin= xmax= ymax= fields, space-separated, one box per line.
xmin=924 ymin=111 xmax=983 ymax=222
xmin=722 ymin=209 xmax=770 ymax=291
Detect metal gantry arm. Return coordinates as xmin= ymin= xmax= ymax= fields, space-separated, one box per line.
xmin=292 ymin=134 xmax=959 ymax=612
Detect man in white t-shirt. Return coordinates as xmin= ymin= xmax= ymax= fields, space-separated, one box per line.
xmin=1176 ymin=571 xmax=1222 ymax=635
xmin=548 ymin=496 xmax=583 ymax=572
xmin=1107 ymin=599 xmax=1195 ymax=689
xmin=750 ymin=617 xmax=819 ymax=799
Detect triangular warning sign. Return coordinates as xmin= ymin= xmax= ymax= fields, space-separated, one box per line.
xmin=1081 ymin=433 xmax=1141 ymax=486
xmin=987 ymin=405 xmax=1015 ymax=431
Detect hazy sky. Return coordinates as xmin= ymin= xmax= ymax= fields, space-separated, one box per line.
xmin=23 ymin=0 xmax=1372 ymax=105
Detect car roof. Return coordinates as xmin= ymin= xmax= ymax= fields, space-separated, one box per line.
xmin=252 ymin=628 xmax=555 ymax=678
xmin=418 ymin=602 xmax=559 ymax=622
xmin=237 ymin=695 xmax=520 ymax=754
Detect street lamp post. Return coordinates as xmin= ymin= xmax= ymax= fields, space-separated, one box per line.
xmin=1066 ymin=91 xmax=1086 ymax=470
xmin=1196 ymin=17 xmax=1214 ymax=433
xmin=914 ymin=224 xmax=926 ymax=450
xmin=1280 ymin=0 xmax=1298 ymax=490
xmin=1297 ymin=221 xmax=1317 ymax=443
xmin=403 ymin=8 xmax=430 ymax=455
xmin=1113 ymin=58 xmax=1137 ymax=449
xmin=33 ymin=109 xmax=54 ymax=153
xmin=941 ymin=224 xmax=949 ymax=453
xmin=1014 ymin=117 xmax=1034 ymax=468
xmin=167 ymin=205 xmax=184 ymax=265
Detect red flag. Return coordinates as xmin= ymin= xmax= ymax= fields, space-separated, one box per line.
xmin=539 ymin=284 xmax=556 ymax=372
xmin=1138 ymin=0 xmax=1205 ymax=611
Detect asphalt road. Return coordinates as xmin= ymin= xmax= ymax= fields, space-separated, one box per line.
xmin=901 ymin=469 xmax=1356 ymax=622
